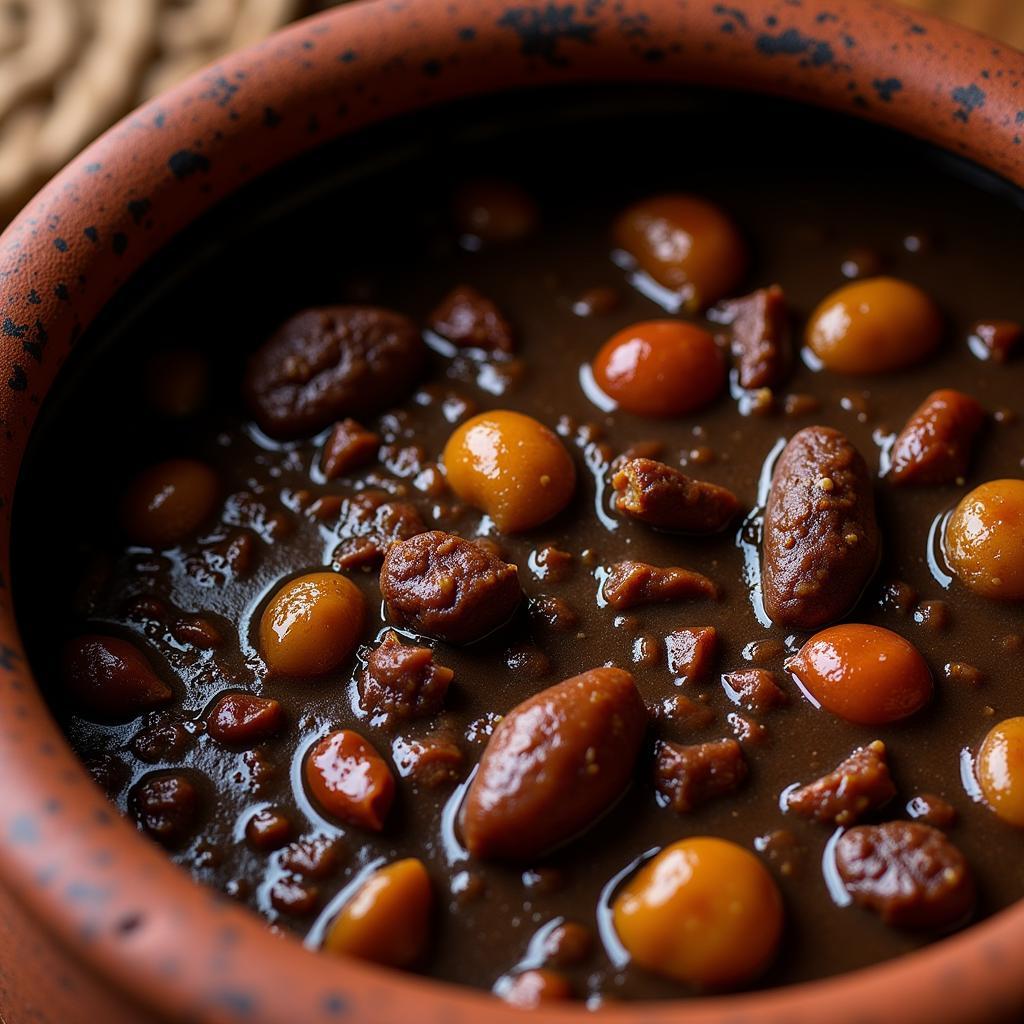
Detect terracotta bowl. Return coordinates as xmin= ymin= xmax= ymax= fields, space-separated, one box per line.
xmin=1 ymin=1 xmax=1023 ymax=1022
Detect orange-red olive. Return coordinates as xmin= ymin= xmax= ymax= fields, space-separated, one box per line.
xmin=592 ymin=321 xmax=725 ymax=417
xmin=120 ymin=458 xmax=219 ymax=547
xmin=323 ymin=858 xmax=431 ymax=965
xmin=977 ymin=717 xmax=1024 ymax=826
xmin=443 ymin=410 xmax=576 ymax=532
xmin=304 ymin=729 xmax=395 ymax=830
xmin=613 ymin=837 xmax=782 ymax=989
xmin=787 ymin=624 xmax=933 ymax=725
xmin=259 ymin=572 xmax=364 ymax=676
xmin=945 ymin=479 xmax=1024 ymax=600
xmin=805 ymin=277 xmax=942 ymax=374
xmin=612 ymin=194 xmax=748 ymax=310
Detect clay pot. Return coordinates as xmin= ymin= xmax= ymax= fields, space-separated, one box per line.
xmin=0 ymin=2 xmax=1021 ymax=1022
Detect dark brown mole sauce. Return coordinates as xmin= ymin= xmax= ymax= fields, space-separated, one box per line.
xmin=14 ymin=93 xmax=1024 ymax=1002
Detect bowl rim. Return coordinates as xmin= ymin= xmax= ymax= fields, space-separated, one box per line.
xmin=0 ymin=2 xmax=1023 ymax=1022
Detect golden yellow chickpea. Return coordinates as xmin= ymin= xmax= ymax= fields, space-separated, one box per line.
xmin=977 ymin=717 xmax=1024 ymax=826
xmin=259 ymin=572 xmax=365 ymax=676
xmin=805 ymin=277 xmax=942 ymax=374
xmin=120 ymin=458 xmax=219 ymax=547
xmin=613 ymin=837 xmax=782 ymax=989
xmin=443 ymin=410 xmax=576 ymax=532
xmin=323 ymin=858 xmax=432 ymax=967
xmin=945 ymin=479 xmax=1024 ymax=600
xmin=612 ymin=194 xmax=748 ymax=310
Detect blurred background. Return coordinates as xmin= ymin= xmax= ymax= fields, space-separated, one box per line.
xmin=0 ymin=0 xmax=1022 ymax=226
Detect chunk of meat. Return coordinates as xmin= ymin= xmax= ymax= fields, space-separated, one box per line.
xmin=664 ymin=626 xmax=718 ymax=683
xmin=762 ymin=426 xmax=879 ymax=629
xmin=713 ymin=283 xmax=790 ymax=389
xmin=207 ymin=692 xmax=285 ymax=748
xmin=611 ymin=458 xmax=741 ymax=533
xmin=130 ymin=772 xmax=200 ymax=847
xmin=391 ymin=733 xmax=464 ymax=787
xmin=968 ymin=319 xmax=1021 ymax=363
xmin=320 ymin=418 xmax=381 ymax=480
xmin=244 ymin=306 xmax=426 ymax=439
xmin=835 ymin=821 xmax=975 ymax=929
xmin=381 ymin=531 xmax=522 ymax=644
xmin=721 ymin=668 xmax=789 ymax=713
xmin=887 ymin=389 xmax=985 ymax=486
xmin=652 ymin=694 xmax=716 ymax=732
xmin=601 ymin=560 xmax=718 ymax=611
xmin=359 ymin=631 xmax=453 ymax=720
xmin=429 ymin=284 xmax=515 ymax=353
xmin=331 ymin=492 xmax=426 ymax=570
xmin=460 ymin=668 xmax=647 ymax=860
xmin=785 ymin=740 xmax=895 ymax=826
xmin=653 ymin=738 xmax=748 ymax=813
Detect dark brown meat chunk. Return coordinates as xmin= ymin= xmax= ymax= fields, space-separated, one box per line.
xmin=380 ymin=530 xmax=522 ymax=644
xmin=887 ymin=389 xmax=985 ymax=485
xmin=62 ymin=635 xmax=172 ymax=720
xmin=762 ymin=426 xmax=879 ymax=629
xmin=331 ymin=492 xmax=426 ymax=570
xmin=207 ymin=692 xmax=285 ymax=747
xmin=130 ymin=718 xmax=191 ymax=763
xmin=245 ymin=807 xmax=295 ymax=851
xmin=611 ymin=458 xmax=741 ymax=533
xmin=721 ymin=668 xmax=789 ymax=713
xmin=320 ymin=418 xmax=381 ymax=479
xmin=906 ymin=793 xmax=958 ymax=829
xmin=786 ymin=740 xmax=895 ymax=826
xmin=835 ymin=821 xmax=975 ymax=929
xmin=278 ymin=835 xmax=343 ymax=879
xmin=652 ymin=694 xmax=716 ymax=732
xmin=131 ymin=772 xmax=200 ymax=847
xmin=429 ymin=284 xmax=515 ymax=353
xmin=244 ymin=306 xmax=426 ymax=439
xmin=601 ymin=560 xmax=718 ymax=610
xmin=359 ymin=631 xmax=453 ymax=719
xmin=460 ymin=668 xmax=646 ymax=860
xmin=713 ymin=283 xmax=790 ymax=389
xmin=653 ymin=738 xmax=748 ymax=813
xmin=664 ymin=626 xmax=718 ymax=683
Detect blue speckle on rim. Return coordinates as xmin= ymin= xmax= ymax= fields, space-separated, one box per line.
xmin=54 ymin=237 xmax=69 ymax=252
xmin=2 ymin=317 xmax=28 ymax=339
xmin=951 ymin=83 xmax=986 ymax=123
xmin=127 ymin=198 xmax=151 ymax=224
xmin=322 ymin=993 xmax=349 ymax=1016
xmin=84 ymin=226 xmax=99 ymax=243
xmin=338 ymin=49 xmax=358 ymax=63
xmin=112 ymin=233 xmax=128 ymax=255
xmin=872 ymin=77 xmax=903 ymax=102
xmin=497 ymin=5 xmax=598 ymax=67
xmin=167 ymin=149 xmax=211 ymax=179
xmin=27 ymin=289 xmax=41 ymax=305
xmin=8 ymin=815 xmax=39 ymax=845
xmin=263 ymin=106 xmax=283 ymax=128
xmin=756 ymin=28 xmax=836 ymax=68
xmin=458 ymin=26 xmax=476 ymax=40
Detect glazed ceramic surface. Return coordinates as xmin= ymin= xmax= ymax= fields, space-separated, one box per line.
xmin=1 ymin=2 xmax=1023 ymax=1023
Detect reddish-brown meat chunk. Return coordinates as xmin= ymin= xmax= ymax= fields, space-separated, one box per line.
xmin=460 ymin=668 xmax=647 ymax=860
xmin=906 ymin=793 xmax=958 ymax=829
xmin=331 ymin=492 xmax=426 ymax=570
xmin=785 ymin=740 xmax=895 ymax=826
xmin=664 ymin=626 xmax=718 ymax=683
xmin=721 ymin=668 xmax=789 ymax=713
xmin=653 ymin=738 xmax=747 ymax=813
xmin=968 ymin=319 xmax=1022 ymax=363
xmin=244 ymin=306 xmax=426 ymax=439
xmin=131 ymin=718 xmax=190 ymax=763
xmin=887 ymin=389 xmax=985 ymax=485
xmin=245 ymin=807 xmax=294 ymax=851
xmin=63 ymin=635 xmax=172 ymax=720
xmin=611 ymin=458 xmax=741 ymax=533
xmin=392 ymin=733 xmax=464 ymax=787
xmin=835 ymin=821 xmax=975 ymax=928
xmin=359 ymin=631 xmax=453 ymax=720
xmin=762 ymin=426 xmax=879 ymax=629
xmin=713 ymin=284 xmax=790 ymax=389
xmin=131 ymin=772 xmax=200 ymax=847
xmin=279 ymin=835 xmax=343 ymax=879
xmin=320 ymin=418 xmax=381 ymax=480
xmin=207 ymin=692 xmax=285 ymax=747
xmin=429 ymin=285 xmax=515 ymax=353
xmin=381 ymin=531 xmax=522 ymax=644
xmin=601 ymin=561 xmax=718 ymax=611
xmin=653 ymin=694 xmax=716 ymax=732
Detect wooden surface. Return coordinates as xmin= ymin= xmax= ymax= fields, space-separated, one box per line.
xmin=900 ymin=0 xmax=1024 ymax=48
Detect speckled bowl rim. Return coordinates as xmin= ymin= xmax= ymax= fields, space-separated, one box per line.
xmin=1 ymin=2 xmax=1023 ymax=1022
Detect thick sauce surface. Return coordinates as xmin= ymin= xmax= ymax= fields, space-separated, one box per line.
xmin=15 ymin=96 xmax=1024 ymax=1002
